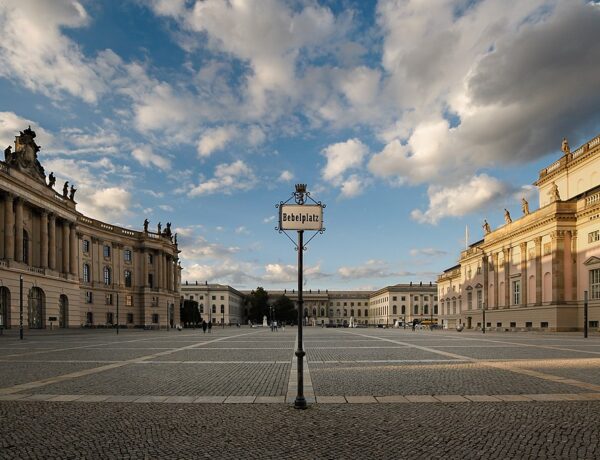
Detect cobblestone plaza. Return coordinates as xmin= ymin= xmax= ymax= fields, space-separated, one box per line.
xmin=1 ymin=327 xmax=600 ymax=458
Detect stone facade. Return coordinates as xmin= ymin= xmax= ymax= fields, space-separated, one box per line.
xmin=438 ymin=134 xmax=600 ymax=332
xmin=180 ymin=283 xmax=244 ymax=325
xmin=0 ymin=128 xmax=181 ymax=329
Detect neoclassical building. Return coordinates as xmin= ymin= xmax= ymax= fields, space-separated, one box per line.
xmin=180 ymin=282 xmax=245 ymax=325
xmin=0 ymin=127 xmax=181 ymax=329
xmin=438 ymin=134 xmax=600 ymax=332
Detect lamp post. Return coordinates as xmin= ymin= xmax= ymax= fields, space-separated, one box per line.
xmin=275 ymin=183 xmax=325 ymax=409
xmin=482 ymin=303 xmax=486 ymax=334
xmin=584 ymin=291 xmax=588 ymax=339
xmin=19 ymin=275 xmax=23 ymax=340
xmin=222 ymin=306 xmax=225 ymax=328
xmin=116 ymin=293 xmax=119 ymax=335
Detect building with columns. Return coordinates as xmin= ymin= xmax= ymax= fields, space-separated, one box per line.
xmin=180 ymin=282 xmax=244 ymax=325
xmin=0 ymin=127 xmax=181 ymax=329
xmin=438 ymin=134 xmax=600 ymax=332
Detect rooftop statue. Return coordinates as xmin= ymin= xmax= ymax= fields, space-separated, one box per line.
xmin=549 ymin=182 xmax=561 ymax=202
xmin=561 ymin=137 xmax=570 ymax=155
xmin=48 ymin=172 xmax=56 ymax=187
xmin=504 ymin=209 xmax=512 ymax=224
xmin=157 ymin=222 xmax=162 ymax=234
xmin=483 ymin=220 xmax=491 ymax=235
xmin=521 ymin=197 xmax=530 ymax=215
xmin=63 ymin=181 xmax=69 ymax=198
xmin=69 ymin=184 xmax=77 ymax=200
xmin=5 ymin=126 xmax=47 ymax=183
xmin=143 ymin=219 xmax=149 ymax=233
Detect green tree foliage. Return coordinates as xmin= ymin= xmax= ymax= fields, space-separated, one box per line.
xmin=246 ymin=287 xmax=269 ymax=322
xmin=272 ymin=295 xmax=297 ymax=324
xmin=180 ymin=299 xmax=201 ymax=327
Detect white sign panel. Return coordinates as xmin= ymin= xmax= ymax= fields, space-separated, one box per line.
xmin=279 ymin=204 xmax=323 ymax=231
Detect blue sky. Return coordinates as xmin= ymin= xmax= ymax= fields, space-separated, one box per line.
xmin=1 ymin=0 xmax=599 ymax=290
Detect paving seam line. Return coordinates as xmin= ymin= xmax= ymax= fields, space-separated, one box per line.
xmin=286 ymin=330 xmax=314 ymax=404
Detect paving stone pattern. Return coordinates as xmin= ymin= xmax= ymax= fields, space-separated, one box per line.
xmin=2 ymin=327 xmax=600 ymax=458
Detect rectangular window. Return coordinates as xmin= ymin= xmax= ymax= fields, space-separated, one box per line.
xmin=127 ymin=313 xmax=134 ymax=324
xmin=477 ymin=290 xmax=483 ymax=309
xmin=220 ymin=296 xmax=224 ymax=300
xmin=105 ymin=294 xmax=113 ymax=305
xmin=221 ymin=305 xmax=225 ymax=313
xmin=85 ymin=291 xmax=93 ymax=303
xmin=124 ymin=270 xmax=132 ymax=288
xmin=212 ymin=296 xmax=216 ymax=300
xmin=525 ymin=321 xmax=532 ymax=328
xmin=401 ymin=296 xmax=406 ymax=301
xmin=496 ymin=322 xmax=502 ymax=327
xmin=148 ymin=253 xmax=154 ymax=264
xmin=513 ymin=280 xmax=521 ymax=305
xmin=467 ymin=291 xmax=473 ymax=309
xmin=103 ymin=245 xmax=111 ymax=258
xmin=588 ymin=230 xmax=600 ymax=243
xmin=152 ymin=314 xmax=159 ymax=324
xmin=126 ymin=295 xmax=132 ymax=306
xmin=106 ymin=312 xmax=114 ymax=325
xmin=414 ymin=296 xmax=419 ymax=301
xmin=591 ymin=269 xmax=600 ymax=300
xmin=424 ymin=296 xmax=429 ymax=301
xmin=510 ymin=322 xmax=516 ymax=328
xmin=541 ymin=321 xmax=548 ymax=328
xmin=82 ymin=239 xmax=90 ymax=253
xmin=589 ymin=321 xmax=599 ymax=328
xmin=124 ymin=249 xmax=132 ymax=262
xmin=148 ymin=274 xmax=153 ymax=288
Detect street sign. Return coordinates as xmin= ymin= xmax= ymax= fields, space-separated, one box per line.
xmin=279 ymin=204 xmax=323 ymax=231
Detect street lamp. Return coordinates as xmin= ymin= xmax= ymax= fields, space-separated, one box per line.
xmin=482 ymin=302 xmax=486 ymax=334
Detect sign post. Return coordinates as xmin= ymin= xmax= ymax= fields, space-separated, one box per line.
xmin=276 ymin=184 xmax=325 ymax=409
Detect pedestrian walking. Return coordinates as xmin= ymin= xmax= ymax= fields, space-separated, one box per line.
xmin=282 ymin=322 xmax=285 ymax=332
xmin=208 ymin=321 xmax=212 ymax=333
xmin=202 ymin=320 xmax=207 ymax=334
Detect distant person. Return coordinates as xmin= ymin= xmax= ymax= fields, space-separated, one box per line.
xmin=208 ymin=321 xmax=212 ymax=333
xmin=202 ymin=320 xmax=207 ymax=334
xmin=273 ymin=320 xmax=278 ymax=332
xmin=282 ymin=322 xmax=285 ymax=332
xmin=412 ymin=321 xmax=416 ymax=331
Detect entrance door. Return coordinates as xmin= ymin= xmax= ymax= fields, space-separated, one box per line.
xmin=28 ymin=287 xmax=45 ymax=329
xmin=0 ymin=287 xmax=10 ymax=328
xmin=59 ymin=295 xmax=68 ymax=328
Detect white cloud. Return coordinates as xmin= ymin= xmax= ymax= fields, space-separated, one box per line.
xmin=263 ymin=216 xmax=276 ymax=224
xmin=235 ymin=226 xmax=249 ymax=235
xmin=278 ymin=170 xmax=293 ymax=182
xmin=132 ymin=145 xmax=171 ymax=170
xmin=0 ymin=0 xmax=106 ymax=103
xmin=197 ymin=125 xmax=238 ymax=157
xmin=189 ymin=160 xmax=257 ymax=196
xmin=81 ymin=187 xmax=132 ymax=221
xmin=339 ymin=174 xmax=368 ymax=199
xmin=410 ymin=248 xmax=448 ymax=258
xmin=0 ymin=112 xmax=54 ymax=151
xmin=321 ymin=138 xmax=368 ymax=185
xmin=338 ymin=260 xmax=413 ymax=279
xmin=410 ymin=174 xmax=510 ymax=225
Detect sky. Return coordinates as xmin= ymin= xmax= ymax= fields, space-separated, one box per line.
xmin=1 ymin=0 xmax=599 ymax=291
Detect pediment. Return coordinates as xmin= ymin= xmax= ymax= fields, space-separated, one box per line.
xmin=465 ymin=285 xmax=473 ymax=290
xmin=584 ymin=256 xmax=600 ymax=266
xmin=474 ymin=283 xmax=483 ymax=288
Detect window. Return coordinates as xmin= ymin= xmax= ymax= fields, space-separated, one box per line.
xmin=124 ymin=249 xmax=132 ymax=262
xmin=212 ymin=305 xmax=216 ymax=314
xmin=148 ymin=253 xmax=154 ymax=264
xmin=83 ymin=264 xmax=90 ymax=283
xmin=343 ymin=309 xmax=347 ymax=316
xmin=525 ymin=321 xmax=532 ymax=328
xmin=513 ymin=280 xmax=521 ymax=305
xmin=105 ymin=294 xmax=113 ymax=305
xmin=467 ymin=291 xmax=473 ymax=309
xmin=510 ymin=322 xmax=516 ymax=328
xmin=401 ymin=305 xmax=405 ymax=314
xmin=414 ymin=296 xmax=418 ymax=301
xmin=414 ymin=305 xmax=418 ymax=314
xmin=220 ymin=296 xmax=224 ymax=300
xmin=350 ymin=309 xmax=354 ymax=316
xmin=401 ymin=296 xmax=406 ymax=301
xmin=434 ymin=296 xmax=438 ymax=301
xmin=200 ymin=304 xmax=204 ymax=313
xmin=220 ymin=305 xmax=224 ymax=313
xmin=591 ymin=269 xmax=600 ymax=300
xmin=364 ymin=309 xmax=368 ymax=317
xmin=152 ymin=314 xmax=159 ymax=324
xmin=433 ymin=305 xmax=438 ymax=314
xmin=392 ymin=296 xmax=397 ymax=301
xmin=477 ymin=290 xmax=483 ymax=309
xmin=357 ymin=310 xmax=361 ymax=317
xmin=212 ymin=296 xmax=216 ymax=300
xmin=103 ymin=245 xmax=111 ymax=258
xmin=23 ymin=230 xmax=29 ymax=264
xmin=124 ymin=270 xmax=132 ymax=288
xmin=127 ymin=313 xmax=134 ymax=324
xmin=106 ymin=312 xmax=114 ymax=325
xmin=103 ymin=266 xmax=111 ymax=286
xmin=424 ymin=296 xmax=428 ymax=301
xmin=86 ymin=312 xmax=93 ymax=325
xmin=85 ymin=291 xmax=93 ymax=303
xmin=424 ymin=305 xmax=428 ymax=314
xmin=588 ymin=230 xmax=600 ymax=243
xmin=83 ymin=239 xmax=90 ymax=253
xmin=148 ymin=274 xmax=153 ymax=288
xmin=541 ymin=322 xmax=548 ymax=328
xmin=589 ymin=321 xmax=599 ymax=328
xmin=124 ymin=295 xmax=132 ymax=307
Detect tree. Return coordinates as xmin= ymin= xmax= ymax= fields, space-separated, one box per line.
xmin=180 ymin=299 xmax=200 ymax=327
xmin=272 ymin=295 xmax=297 ymax=324
xmin=246 ymin=287 xmax=269 ymax=322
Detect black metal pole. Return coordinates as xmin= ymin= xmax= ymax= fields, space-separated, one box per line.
xmin=584 ymin=290 xmax=588 ymax=339
xmin=295 ymin=230 xmax=306 ymax=409
xmin=19 ymin=275 xmax=23 ymax=340
xmin=116 ymin=293 xmax=119 ymax=335
xmin=482 ymin=307 xmax=486 ymax=334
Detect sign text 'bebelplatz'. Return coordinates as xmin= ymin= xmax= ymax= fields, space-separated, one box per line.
xmin=279 ymin=204 xmax=323 ymax=231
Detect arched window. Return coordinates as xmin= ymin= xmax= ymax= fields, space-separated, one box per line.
xmin=343 ymin=309 xmax=347 ymax=316
xmin=124 ymin=270 xmax=132 ymax=287
xmin=23 ymin=230 xmax=29 ymax=264
xmin=357 ymin=309 xmax=361 ymax=317
xmin=424 ymin=305 xmax=429 ymax=314
xmin=350 ymin=309 xmax=354 ymax=317
xmin=312 ymin=308 xmax=317 ymax=317
xmin=83 ymin=264 xmax=90 ymax=283
xmin=212 ymin=305 xmax=216 ymax=314
xmin=320 ymin=308 xmax=325 ymax=316
xmin=414 ymin=305 xmax=418 ymax=314
xmin=28 ymin=287 xmax=45 ymax=329
xmin=364 ymin=309 xmax=368 ymax=316
xmin=393 ymin=305 xmax=397 ymax=314
xmin=401 ymin=305 xmax=405 ymax=314
xmin=336 ymin=309 xmax=340 ymax=316
xmin=103 ymin=266 xmax=111 ymax=285
xmin=220 ymin=305 xmax=224 ymax=313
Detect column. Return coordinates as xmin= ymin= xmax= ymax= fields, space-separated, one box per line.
xmin=162 ymin=253 xmax=167 ymax=289
xmin=143 ymin=250 xmax=148 ymax=288
xmin=40 ymin=211 xmax=48 ymax=268
xmin=520 ymin=242 xmax=528 ymax=307
xmin=48 ymin=214 xmax=56 ymax=270
xmin=15 ymin=198 xmax=23 ymax=262
xmin=503 ymin=248 xmax=510 ymax=308
xmin=551 ymin=231 xmax=565 ymax=304
xmin=4 ymin=193 xmax=14 ymax=261
xmin=570 ymin=231 xmax=578 ymax=301
xmin=62 ymin=220 xmax=70 ymax=274
xmin=166 ymin=256 xmax=171 ymax=291
xmin=534 ymin=237 xmax=542 ymax=305
xmin=492 ymin=253 xmax=499 ymax=309
xmin=483 ymin=254 xmax=489 ymax=309
xmin=69 ymin=223 xmax=77 ymax=275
